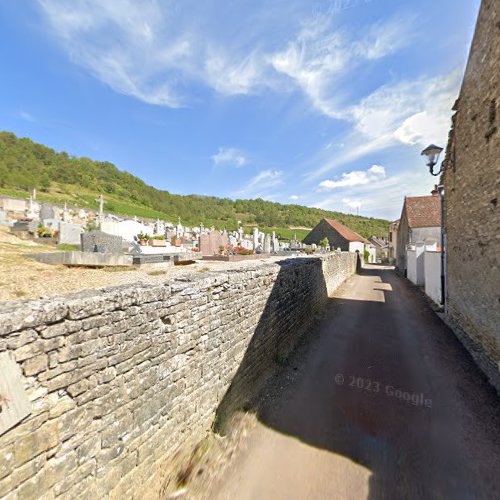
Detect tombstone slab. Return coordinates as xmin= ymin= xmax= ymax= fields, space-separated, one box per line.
xmin=58 ymin=222 xmax=84 ymax=246
xmin=81 ymin=230 xmax=122 ymax=254
xmin=40 ymin=203 xmax=55 ymax=221
xmin=263 ymin=234 xmax=271 ymax=253
xmin=199 ymin=231 xmax=229 ymax=256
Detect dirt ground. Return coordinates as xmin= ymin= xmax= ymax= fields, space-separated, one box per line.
xmin=0 ymin=226 xmax=290 ymax=303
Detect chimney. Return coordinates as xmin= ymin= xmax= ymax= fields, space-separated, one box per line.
xmin=431 ymin=185 xmax=439 ymax=196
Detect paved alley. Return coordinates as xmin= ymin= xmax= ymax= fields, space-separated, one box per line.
xmin=207 ymin=265 xmax=500 ymax=500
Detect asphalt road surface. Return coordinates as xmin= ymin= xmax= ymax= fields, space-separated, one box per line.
xmin=207 ymin=265 xmax=500 ymax=500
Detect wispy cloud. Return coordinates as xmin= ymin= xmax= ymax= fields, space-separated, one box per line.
xmin=318 ymin=164 xmax=386 ymax=191
xmin=270 ymin=14 xmax=413 ymax=118
xmin=37 ymin=0 xmax=414 ymax=112
xmin=212 ymin=147 xmax=248 ymax=167
xmin=342 ymin=198 xmax=362 ymax=211
xmin=238 ymin=169 xmax=284 ymax=197
xmin=306 ymin=70 xmax=461 ymax=180
xmin=349 ymin=71 xmax=460 ymax=147
xmin=15 ymin=110 xmax=36 ymax=122
xmin=313 ymin=170 xmax=434 ymax=219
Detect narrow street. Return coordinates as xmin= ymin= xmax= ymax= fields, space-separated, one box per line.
xmin=207 ymin=265 xmax=500 ymax=500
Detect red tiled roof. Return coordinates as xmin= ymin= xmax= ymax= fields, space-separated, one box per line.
xmin=324 ymin=219 xmax=371 ymax=245
xmin=404 ymin=195 xmax=441 ymax=228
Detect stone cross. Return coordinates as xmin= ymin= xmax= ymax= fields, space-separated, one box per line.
xmin=97 ymin=195 xmax=104 ymax=219
xmin=63 ymin=202 xmax=70 ymax=222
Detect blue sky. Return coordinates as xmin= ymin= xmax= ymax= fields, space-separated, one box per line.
xmin=0 ymin=0 xmax=480 ymax=220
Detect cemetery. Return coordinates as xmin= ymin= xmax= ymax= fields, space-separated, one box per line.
xmin=0 ymin=193 xmax=335 ymax=303
xmin=0 ymin=193 xmax=327 ymax=277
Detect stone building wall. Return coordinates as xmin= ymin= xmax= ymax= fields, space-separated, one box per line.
xmin=443 ymin=0 xmax=500 ymax=391
xmin=303 ymin=220 xmax=349 ymax=250
xmin=0 ymin=253 xmax=355 ymax=499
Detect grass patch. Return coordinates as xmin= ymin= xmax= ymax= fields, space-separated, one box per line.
xmin=147 ymin=270 xmax=167 ymax=276
xmin=56 ymin=243 xmax=79 ymax=251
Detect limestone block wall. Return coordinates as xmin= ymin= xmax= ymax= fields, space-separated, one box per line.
xmin=443 ymin=0 xmax=500 ymax=392
xmin=0 ymin=253 xmax=355 ymax=499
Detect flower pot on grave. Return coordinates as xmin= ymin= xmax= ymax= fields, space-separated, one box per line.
xmin=151 ymin=239 xmax=167 ymax=247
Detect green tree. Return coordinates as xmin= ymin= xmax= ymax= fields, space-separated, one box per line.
xmin=40 ymin=173 xmax=51 ymax=192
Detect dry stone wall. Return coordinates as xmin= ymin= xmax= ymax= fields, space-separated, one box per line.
xmin=0 ymin=253 xmax=355 ymax=499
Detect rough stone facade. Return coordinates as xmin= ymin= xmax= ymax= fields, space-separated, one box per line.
xmin=443 ymin=0 xmax=500 ymax=391
xmin=0 ymin=253 xmax=355 ymax=499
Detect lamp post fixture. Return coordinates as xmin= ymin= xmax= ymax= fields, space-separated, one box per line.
xmin=421 ymin=144 xmax=444 ymax=176
xmin=421 ymin=144 xmax=446 ymax=307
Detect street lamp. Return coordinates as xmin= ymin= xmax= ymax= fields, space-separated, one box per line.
xmin=421 ymin=144 xmax=446 ymax=307
xmin=421 ymin=144 xmax=444 ymax=176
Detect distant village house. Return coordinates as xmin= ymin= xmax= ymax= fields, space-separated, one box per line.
xmin=303 ymin=218 xmax=376 ymax=263
xmin=396 ymin=193 xmax=441 ymax=274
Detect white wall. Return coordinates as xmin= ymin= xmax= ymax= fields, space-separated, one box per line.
xmin=348 ymin=242 xmax=376 ymax=263
xmin=101 ymin=220 xmax=154 ymax=242
xmin=348 ymin=241 xmax=364 ymax=254
xmin=424 ymin=251 xmax=442 ymax=304
xmin=407 ymin=248 xmax=417 ymax=283
xmin=367 ymin=246 xmax=376 ymax=263
xmin=407 ymin=243 xmax=426 ymax=285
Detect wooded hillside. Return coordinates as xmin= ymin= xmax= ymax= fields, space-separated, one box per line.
xmin=0 ymin=131 xmax=389 ymax=238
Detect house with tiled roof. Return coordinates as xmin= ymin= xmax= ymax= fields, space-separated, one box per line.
xmin=369 ymin=235 xmax=389 ymax=261
xmin=396 ymin=193 xmax=441 ymax=273
xmin=303 ymin=218 xmax=376 ymax=263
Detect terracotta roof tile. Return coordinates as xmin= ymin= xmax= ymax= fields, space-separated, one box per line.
xmin=324 ymin=219 xmax=371 ymax=245
xmin=404 ymin=195 xmax=441 ymax=228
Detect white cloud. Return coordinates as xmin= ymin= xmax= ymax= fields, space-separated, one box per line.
xmin=212 ymin=147 xmax=248 ymax=167
xmin=15 ymin=111 xmax=36 ymax=122
xmin=318 ymin=164 xmax=386 ymax=191
xmin=349 ymin=71 xmax=461 ymax=147
xmin=313 ymin=168 xmax=436 ymax=219
xmin=37 ymin=0 xmax=413 ymax=111
xmin=238 ymin=169 xmax=284 ymax=196
xmin=270 ymin=15 xmax=412 ymax=118
xmin=38 ymin=0 xmax=190 ymax=107
xmin=36 ymin=0 xmax=281 ymax=105
xmin=306 ymin=70 xmax=461 ymax=180
xmin=342 ymin=198 xmax=362 ymax=210
xmin=289 ymin=195 xmax=300 ymax=200
xmin=205 ymin=51 xmax=269 ymax=96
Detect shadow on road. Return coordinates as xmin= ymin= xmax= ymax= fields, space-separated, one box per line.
xmin=213 ymin=264 xmax=500 ymax=499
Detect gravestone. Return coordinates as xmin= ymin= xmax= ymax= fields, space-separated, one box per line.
xmin=199 ymin=230 xmax=229 ymax=255
xmin=40 ymin=204 xmax=55 ymax=221
xmin=263 ymin=234 xmax=271 ymax=253
xmin=12 ymin=220 xmax=38 ymax=233
xmin=58 ymin=222 xmax=84 ymax=245
xmin=81 ymin=230 xmax=122 ymax=254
